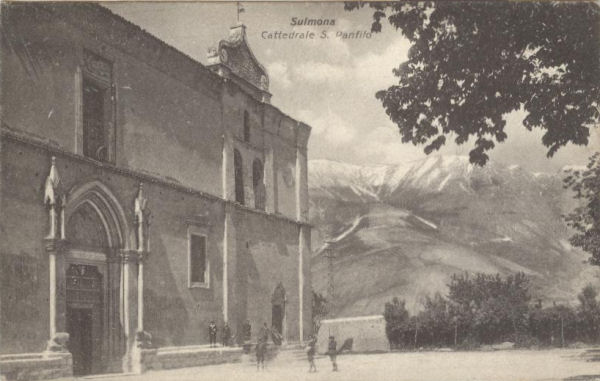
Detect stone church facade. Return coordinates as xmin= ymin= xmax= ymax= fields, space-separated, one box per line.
xmin=0 ymin=3 xmax=311 ymax=379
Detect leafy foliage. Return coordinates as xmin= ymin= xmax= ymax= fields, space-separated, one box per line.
xmin=383 ymin=297 xmax=410 ymax=349
xmin=563 ymin=152 xmax=600 ymax=265
xmin=529 ymin=302 xmax=577 ymax=347
xmin=577 ymin=285 xmax=600 ymax=342
xmin=418 ymin=293 xmax=453 ymax=347
xmin=383 ymin=274 xmax=600 ymax=349
xmin=447 ymin=272 xmax=530 ymax=344
xmin=345 ymin=2 xmax=599 ymax=165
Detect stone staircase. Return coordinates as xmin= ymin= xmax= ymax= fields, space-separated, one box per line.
xmin=274 ymin=342 xmax=325 ymax=364
xmin=240 ymin=342 xmax=327 ymax=365
xmin=579 ymin=348 xmax=600 ymax=362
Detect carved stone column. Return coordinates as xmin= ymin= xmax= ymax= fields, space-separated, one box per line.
xmin=222 ymin=203 xmax=235 ymax=324
xmin=44 ymin=238 xmax=68 ymax=353
xmin=133 ymin=184 xmax=149 ymax=338
xmin=43 ymin=156 xmax=69 ymax=353
xmin=131 ymin=249 xmax=151 ymax=375
xmin=130 ymin=183 xmax=151 ymax=374
xmin=120 ymin=249 xmax=139 ymax=373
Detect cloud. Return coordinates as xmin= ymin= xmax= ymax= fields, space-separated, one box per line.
xmin=289 ymin=38 xmax=410 ymax=88
xmin=353 ymin=38 xmax=410 ymax=91
xmin=298 ymin=109 xmax=356 ymax=144
xmin=360 ymin=125 xmax=425 ymax=164
xmin=267 ymin=61 xmax=292 ymax=88
xmin=294 ymin=61 xmax=346 ymax=83
xmin=296 ymin=34 xmax=351 ymax=63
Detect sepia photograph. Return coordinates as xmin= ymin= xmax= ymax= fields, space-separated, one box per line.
xmin=0 ymin=1 xmax=599 ymax=380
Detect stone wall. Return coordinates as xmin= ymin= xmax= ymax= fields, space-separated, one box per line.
xmin=1 ymin=3 xmax=223 ymax=196
xmin=0 ymin=353 xmax=72 ymax=381
xmin=0 ymin=3 xmax=312 ymax=377
xmin=1 ymin=133 xmax=310 ymax=352
xmin=231 ymin=206 xmax=311 ymax=344
xmin=1 ymin=3 xmax=310 ymax=217
xmin=317 ymin=315 xmax=388 ymax=354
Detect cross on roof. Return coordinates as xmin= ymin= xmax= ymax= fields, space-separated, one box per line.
xmin=237 ymin=2 xmax=245 ymax=23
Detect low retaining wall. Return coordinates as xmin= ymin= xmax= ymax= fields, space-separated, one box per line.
xmin=140 ymin=345 xmax=243 ymax=371
xmin=240 ymin=343 xmax=280 ymax=363
xmin=1 ymin=345 xmax=265 ymax=379
xmin=0 ymin=352 xmax=72 ymax=381
xmin=317 ymin=315 xmax=388 ymax=354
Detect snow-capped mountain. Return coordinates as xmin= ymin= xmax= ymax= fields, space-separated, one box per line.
xmin=308 ymin=155 xmax=595 ymax=317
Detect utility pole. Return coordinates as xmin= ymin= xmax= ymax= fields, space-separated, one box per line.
xmin=561 ymin=313 xmax=565 ymax=348
xmin=454 ymin=318 xmax=458 ymax=347
xmin=414 ymin=319 xmax=419 ymax=349
xmin=323 ymin=241 xmax=336 ymax=316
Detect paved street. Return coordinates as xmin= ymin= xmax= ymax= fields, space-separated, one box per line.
xmin=64 ymin=348 xmax=600 ymax=381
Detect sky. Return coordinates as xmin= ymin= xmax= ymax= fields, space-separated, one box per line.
xmin=106 ymin=2 xmax=597 ymax=173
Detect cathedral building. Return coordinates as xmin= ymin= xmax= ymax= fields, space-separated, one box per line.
xmin=0 ymin=3 xmax=311 ymax=379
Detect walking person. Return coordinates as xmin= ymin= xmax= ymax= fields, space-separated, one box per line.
xmin=306 ymin=335 xmax=317 ymax=373
xmin=327 ymin=335 xmax=338 ymax=371
xmin=208 ymin=320 xmax=218 ymax=348
xmin=256 ymin=322 xmax=270 ymax=371
xmin=222 ymin=322 xmax=231 ymax=347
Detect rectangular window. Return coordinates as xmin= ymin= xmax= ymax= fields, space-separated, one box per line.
xmin=81 ymin=50 xmax=114 ymax=163
xmin=189 ymin=233 xmax=208 ymax=287
xmin=82 ymin=79 xmax=107 ymax=160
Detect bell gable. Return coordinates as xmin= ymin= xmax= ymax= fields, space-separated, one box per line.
xmin=208 ymin=24 xmax=270 ymax=103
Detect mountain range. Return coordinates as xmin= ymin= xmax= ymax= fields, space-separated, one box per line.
xmin=308 ymin=155 xmax=597 ymax=317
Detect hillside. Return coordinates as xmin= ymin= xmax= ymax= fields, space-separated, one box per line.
xmin=309 ymin=155 xmax=597 ymax=317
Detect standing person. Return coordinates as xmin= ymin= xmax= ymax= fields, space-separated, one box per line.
xmin=208 ymin=320 xmax=217 ymax=348
xmin=306 ymin=335 xmax=317 ymax=373
xmin=256 ymin=322 xmax=270 ymax=371
xmin=243 ymin=319 xmax=252 ymax=344
xmin=222 ymin=322 xmax=231 ymax=347
xmin=327 ymin=335 xmax=338 ymax=371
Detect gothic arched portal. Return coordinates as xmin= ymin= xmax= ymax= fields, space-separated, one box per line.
xmin=63 ymin=180 xmax=130 ymax=375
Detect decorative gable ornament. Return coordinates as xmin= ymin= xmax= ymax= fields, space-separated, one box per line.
xmin=207 ymin=23 xmax=271 ymax=103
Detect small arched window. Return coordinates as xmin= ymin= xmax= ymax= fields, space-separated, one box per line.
xmin=234 ymin=149 xmax=244 ymax=204
xmin=253 ymin=158 xmax=265 ymax=210
xmin=243 ymin=111 xmax=250 ymax=142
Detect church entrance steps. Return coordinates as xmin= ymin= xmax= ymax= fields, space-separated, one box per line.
xmin=78 ymin=372 xmax=137 ymax=379
xmin=140 ymin=345 xmax=243 ymax=372
xmin=270 ymin=342 xmax=326 ymax=363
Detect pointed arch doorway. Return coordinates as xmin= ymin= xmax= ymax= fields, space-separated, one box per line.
xmin=63 ymin=181 xmax=130 ymax=375
xmin=271 ymin=283 xmax=286 ymax=343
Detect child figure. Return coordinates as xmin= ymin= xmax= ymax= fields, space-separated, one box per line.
xmin=208 ymin=320 xmax=218 ymax=348
xmin=306 ymin=335 xmax=317 ymax=372
xmin=327 ymin=335 xmax=338 ymax=372
xmin=256 ymin=322 xmax=269 ymax=371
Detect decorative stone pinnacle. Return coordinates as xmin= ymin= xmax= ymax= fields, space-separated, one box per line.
xmin=44 ymin=156 xmax=61 ymax=206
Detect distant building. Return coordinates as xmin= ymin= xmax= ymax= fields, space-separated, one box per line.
xmin=1 ymin=3 xmax=311 ymax=378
